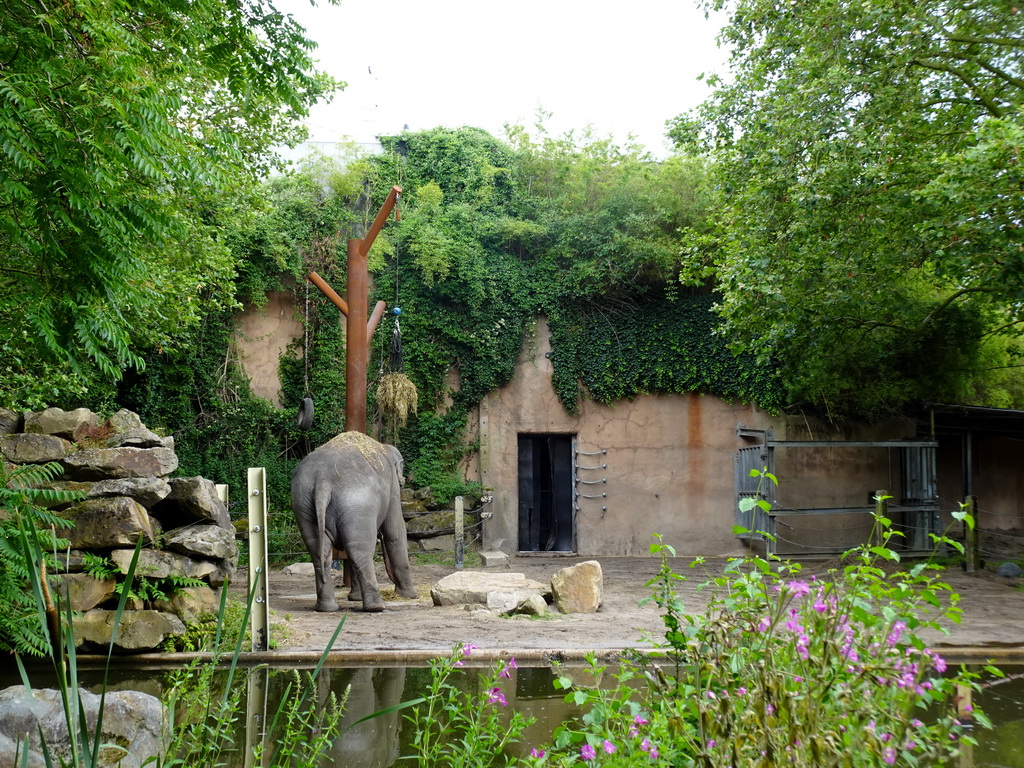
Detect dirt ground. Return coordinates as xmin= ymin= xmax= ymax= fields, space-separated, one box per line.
xmin=244 ymin=552 xmax=1024 ymax=659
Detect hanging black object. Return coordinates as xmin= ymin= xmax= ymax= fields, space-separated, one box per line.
xmin=296 ymin=397 xmax=315 ymax=431
xmin=388 ymin=309 xmax=404 ymax=374
xmin=296 ymin=281 xmax=315 ymax=431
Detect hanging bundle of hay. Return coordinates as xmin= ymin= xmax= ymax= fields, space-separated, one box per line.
xmin=376 ymin=371 xmax=418 ymax=431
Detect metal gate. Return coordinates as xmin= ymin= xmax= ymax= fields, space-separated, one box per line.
xmin=735 ymin=443 xmax=775 ymax=542
xmin=734 ymin=427 xmax=939 ymax=555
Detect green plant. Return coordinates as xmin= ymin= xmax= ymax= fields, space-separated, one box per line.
xmin=407 ymin=644 xmax=534 ymax=767
xmin=13 ymin=534 xmax=353 ymax=767
xmin=0 ymin=461 xmax=81 ymax=656
xmin=535 ymin=521 xmax=994 ymax=767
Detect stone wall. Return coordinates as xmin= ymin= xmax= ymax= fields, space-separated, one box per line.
xmin=0 ymin=407 xmax=237 ymax=651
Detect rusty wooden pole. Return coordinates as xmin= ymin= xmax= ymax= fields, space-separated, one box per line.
xmin=304 ymin=185 xmax=400 ymax=435
xmin=346 ymin=237 xmax=369 ymax=433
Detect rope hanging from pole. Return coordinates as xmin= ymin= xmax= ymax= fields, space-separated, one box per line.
xmin=376 ymin=196 xmax=418 ymax=439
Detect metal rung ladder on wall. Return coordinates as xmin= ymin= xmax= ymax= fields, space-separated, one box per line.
xmin=575 ymin=447 xmax=609 ymax=518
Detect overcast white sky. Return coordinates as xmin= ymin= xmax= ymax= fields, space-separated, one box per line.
xmin=276 ymin=0 xmax=727 ymax=158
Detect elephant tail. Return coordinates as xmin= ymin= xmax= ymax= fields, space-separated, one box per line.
xmin=379 ymin=532 xmax=397 ymax=585
xmin=314 ymin=480 xmax=333 ymax=561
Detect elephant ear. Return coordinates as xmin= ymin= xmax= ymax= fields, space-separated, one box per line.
xmin=386 ymin=444 xmax=404 ymax=484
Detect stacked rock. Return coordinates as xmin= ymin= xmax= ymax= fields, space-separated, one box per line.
xmin=0 ymin=406 xmax=237 ymax=651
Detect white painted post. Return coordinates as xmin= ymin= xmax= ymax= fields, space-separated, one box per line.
xmin=244 ymin=667 xmax=269 ymax=768
xmin=455 ymin=495 xmax=464 ymax=570
xmin=247 ymin=468 xmax=270 ymax=652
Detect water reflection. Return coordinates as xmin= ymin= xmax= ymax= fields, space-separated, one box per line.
xmin=5 ymin=663 xmax=1021 ymax=766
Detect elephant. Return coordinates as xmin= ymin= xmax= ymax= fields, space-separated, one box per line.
xmin=291 ymin=431 xmax=418 ymax=612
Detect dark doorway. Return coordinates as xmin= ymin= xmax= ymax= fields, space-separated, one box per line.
xmin=518 ymin=434 xmax=575 ymax=552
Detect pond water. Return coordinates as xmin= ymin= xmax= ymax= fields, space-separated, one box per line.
xmin=6 ymin=662 xmax=1023 ymax=766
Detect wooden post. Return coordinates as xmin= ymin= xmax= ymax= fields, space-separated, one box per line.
xmin=307 ymin=186 xmax=401 ymax=436
xmin=247 ymin=467 xmax=270 ymax=652
xmin=455 ymin=496 xmax=465 ymax=570
xmin=964 ymin=495 xmax=980 ymax=573
xmin=345 ymin=237 xmax=368 ymax=433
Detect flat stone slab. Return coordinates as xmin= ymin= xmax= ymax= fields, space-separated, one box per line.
xmin=430 ymin=571 xmax=549 ymax=608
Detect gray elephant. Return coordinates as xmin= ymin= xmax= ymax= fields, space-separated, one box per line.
xmin=291 ymin=431 xmax=418 ymax=612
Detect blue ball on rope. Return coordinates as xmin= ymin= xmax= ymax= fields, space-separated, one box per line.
xmin=392 ymin=306 xmax=402 ymax=316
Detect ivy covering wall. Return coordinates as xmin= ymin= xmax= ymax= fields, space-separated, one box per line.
xmin=18 ymin=127 xmax=781 ymax=511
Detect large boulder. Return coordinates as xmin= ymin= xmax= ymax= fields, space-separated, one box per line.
xmin=110 ymin=549 xmax=218 ymax=582
xmin=74 ymin=609 xmax=186 ymax=651
xmin=41 ymin=477 xmax=172 ymax=510
xmin=151 ymin=477 xmax=230 ymax=530
xmin=59 ymin=497 xmax=154 ymax=549
xmin=163 ymin=524 xmax=237 ymax=562
xmin=62 ymin=446 xmax=178 ymax=481
xmin=0 ymin=408 xmax=20 ymax=435
xmin=0 ymin=686 xmax=163 ymax=768
xmin=0 ymin=433 xmax=72 ymax=463
xmin=153 ymin=585 xmax=221 ymax=624
xmin=551 ymin=560 xmax=604 ymax=614
xmin=430 ymin=571 xmax=549 ymax=608
xmin=53 ymin=573 xmax=118 ymax=611
xmin=23 ymin=407 xmax=98 ymax=439
xmin=99 ymin=410 xmax=166 ymax=449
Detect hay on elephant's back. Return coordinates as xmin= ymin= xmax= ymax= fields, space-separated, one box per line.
xmin=325 ymin=431 xmax=387 ymax=470
xmin=376 ymin=372 xmax=418 ymax=428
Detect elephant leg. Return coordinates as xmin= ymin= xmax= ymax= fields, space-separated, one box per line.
xmin=381 ymin=507 xmax=418 ymax=599
xmin=296 ymin=508 xmax=339 ymax=612
xmin=347 ymin=537 xmax=385 ymax=612
xmin=346 ymin=560 xmax=362 ymax=602
xmin=311 ymin=542 xmax=340 ymax=612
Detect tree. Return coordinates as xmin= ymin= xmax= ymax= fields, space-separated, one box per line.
xmin=672 ymin=0 xmax=1024 ymax=415
xmin=0 ymin=0 xmax=338 ymax=402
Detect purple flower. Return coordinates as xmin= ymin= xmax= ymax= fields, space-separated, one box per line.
xmin=707 ymin=739 xmax=716 ymax=749
xmin=581 ymin=744 xmax=596 ymax=761
xmin=634 ymin=715 xmax=649 ymax=726
xmin=931 ymin=652 xmax=947 ymax=673
xmin=887 ymin=621 xmax=907 ymax=647
xmin=487 ymin=687 xmax=507 ymax=707
xmin=883 ymin=746 xmax=896 ymax=765
xmin=640 ymin=739 xmax=653 ymax=752
xmin=788 ymin=580 xmax=811 ymax=598
xmin=757 ymin=616 xmax=771 ymax=632
xmin=603 ymin=740 xmax=616 ymax=754
xmin=463 ymin=644 xmax=478 ymax=657
xmin=530 ymin=748 xmax=545 ymax=758
xmin=813 ymin=598 xmax=828 ymax=613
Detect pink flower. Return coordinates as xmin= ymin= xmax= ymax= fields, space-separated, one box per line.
xmin=757 ymin=616 xmax=771 ymax=632
xmin=487 ymin=687 xmax=507 ymax=707
xmin=813 ymin=598 xmax=828 ymax=613
xmin=787 ymin=580 xmax=811 ymax=598
xmin=581 ymin=744 xmax=596 ymax=761
xmin=530 ymin=748 xmax=545 ymax=758
xmin=931 ymin=653 xmax=947 ymax=673
xmin=883 ymin=746 xmax=896 ymax=764
xmin=603 ymin=740 xmax=616 ymax=754
xmin=707 ymin=739 xmax=716 ymax=749
xmin=463 ymin=644 xmax=478 ymax=657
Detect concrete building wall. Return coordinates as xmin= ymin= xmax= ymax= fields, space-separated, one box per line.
xmin=477 ymin=319 xmax=775 ymax=557
xmin=231 ymin=300 xmax=1022 ymax=558
xmin=234 ymin=291 xmax=305 ymax=407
